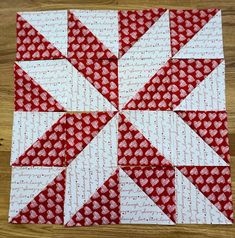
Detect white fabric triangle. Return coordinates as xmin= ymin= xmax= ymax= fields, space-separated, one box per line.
xmin=17 ymin=60 xmax=69 ymax=109
xmin=118 ymin=11 xmax=171 ymax=109
xmin=72 ymin=10 xmax=118 ymax=57
xmin=174 ymin=61 xmax=225 ymax=110
xmin=120 ymin=169 xmax=174 ymax=224
xmin=64 ymin=115 xmax=118 ymax=224
xmin=20 ymin=10 xmax=67 ymax=56
xmin=123 ymin=111 xmax=227 ymax=166
xmin=9 ymin=167 xmax=64 ymax=221
xmin=173 ymin=11 xmax=223 ymax=59
xmin=11 ymin=111 xmax=64 ymax=165
xmin=176 ymin=169 xmax=231 ymax=224
xmin=67 ymin=64 xmax=117 ymax=111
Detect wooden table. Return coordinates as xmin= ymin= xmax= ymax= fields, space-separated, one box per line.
xmin=0 ymin=0 xmax=234 ymax=237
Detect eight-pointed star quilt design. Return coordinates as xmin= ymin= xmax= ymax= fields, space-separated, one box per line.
xmin=10 ymin=8 xmax=233 ymax=226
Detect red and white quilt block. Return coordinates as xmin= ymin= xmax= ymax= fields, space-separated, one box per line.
xmin=176 ymin=166 xmax=233 ymax=223
xmin=16 ymin=10 xmax=67 ymax=61
xmin=118 ymin=8 xmax=167 ymax=58
xmin=68 ymin=10 xmax=118 ymax=60
xmin=170 ymin=9 xmax=223 ymax=59
xmin=10 ymin=7 xmax=233 ymax=226
xmin=11 ymin=112 xmax=66 ymax=166
xmin=9 ymin=167 xmax=66 ymax=224
xmin=119 ymin=167 xmax=175 ymax=224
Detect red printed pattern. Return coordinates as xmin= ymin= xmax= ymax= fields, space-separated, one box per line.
xmin=68 ymin=11 xmax=116 ymax=60
xmin=124 ymin=60 xmax=172 ymax=110
xmin=16 ymin=14 xmax=64 ymax=61
xmin=11 ymin=170 xmax=66 ymax=224
xmin=14 ymin=64 xmax=65 ymax=112
xmin=123 ymin=167 xmax=175 ymax=222
xmin=66 ymin=169 xmax=120 ymax=226
xmin=170 ymin=9 xmax=218 ymax=56
xmin=118 ymin=8 xmax=166 ymax=57
xmin=171 ymin=59 xmax=222 ymax=108
xmin=71 ymin=59 xmax=118 ymax=109
xmin=118 ymin=114 xmax=171 ymax=166
xmin=178 ymin=166 xmax=233 ymax=222
xmin=13 ymin=115 xmax=66 ymax=167
xmin=66 ymin=112 xmax=116 ymax=165
xmin=176 ymin=111 xmax=230 ymax=164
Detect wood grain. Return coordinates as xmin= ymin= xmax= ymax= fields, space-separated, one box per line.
xmin=0 ymin=0 xmax=234 ymax=237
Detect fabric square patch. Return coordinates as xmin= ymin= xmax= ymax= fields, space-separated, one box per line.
xmin=9 ymin=167 xmax=66 ymax=224
xmin=16 ymin=10 xmax=67 ymax=60
xmin=68 ymin=10 xmax=118 ymax=60
xmin=176 ymin=166 xmax=233 ymax=223
xmin=11 ymin=112 xmax=66 ymax=166
xmin=170 ymin=9 xmax=223 ymax=58
xmin=119 ymin=166 xmax=175 ymax=224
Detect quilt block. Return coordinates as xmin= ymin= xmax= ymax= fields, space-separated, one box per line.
xmin=9 ymin=8 xmax=233 ymax=226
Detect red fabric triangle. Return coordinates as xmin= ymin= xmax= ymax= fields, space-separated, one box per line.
xmin=118 ymin=8 xmax=166 ymax=57
xmin=170 ymin=9 xmax=219 ymax=56
xmin=14 ymin=64 xmax=65 ymax=111
xmin=122 ymin=167 xmax=176 ymax=222
xmin=70 ymin=59 xmax=118 ymax=109
xmin=178 ymin=166 xmax=233 ymax=222
xmin=171 ymin=59 xmax=222 ymax=109
xmin=123 ymin=60 xmax=172 ymax=110
xmin=66 ymin=111 xmax=117 ymax=165
xmin=176 ymin=111 xmax=230 ymax=164
xmin=118 ymin=113 xmax=171 ymax=166
xmin=66 ymin=169 xmax=120 ymax=226
xmin=68 ymin=11 xmax=116 ymax=60
xmin=12 ymin=115 xmax=66 ymax=166
xmin=16 ymin=14 xmax=64 ymax=61
xmin=11 ymin=170 xmax=66 ymax=224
